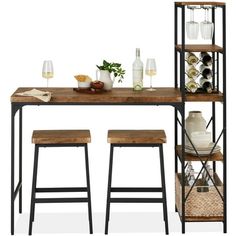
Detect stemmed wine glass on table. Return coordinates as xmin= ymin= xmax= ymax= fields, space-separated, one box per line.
xmin=42 ymin=60 xmax=54 ymax=87
xmin=145 ymin=58 xmax=156 ymax=91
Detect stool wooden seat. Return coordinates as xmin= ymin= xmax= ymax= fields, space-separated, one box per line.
xmin=29 ymin=130 xmax=93 ymax=235
xmin=32 ymin=130 xmax=91 ymax=144
xmin=108 ymin=130 xmax=166 ymax=144
xmin=105 ymin=129 xmax=169 ymax=234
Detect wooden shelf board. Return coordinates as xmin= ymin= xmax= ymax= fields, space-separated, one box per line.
xmin=175 ymin=2 xmax=225 ymax=6
xmin=176 ymin=145 xmax=223 ymax=161
xmin=176 ymin=44 xmax=223 ymax=52
xmin=185 ymin=91 xmax=223 ymax=102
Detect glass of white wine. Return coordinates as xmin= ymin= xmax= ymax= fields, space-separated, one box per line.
xmin=42 ymin=60 xmax=53 ymax=87
xmin=145 ymin=58 xmax=157 ymax=91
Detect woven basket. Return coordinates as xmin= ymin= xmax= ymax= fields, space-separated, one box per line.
xmin=175 ymin=173 xmax=223 ymax=221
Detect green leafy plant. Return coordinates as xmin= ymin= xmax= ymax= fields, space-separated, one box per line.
xmin=96 ymin=60 xmax=125 ymax=82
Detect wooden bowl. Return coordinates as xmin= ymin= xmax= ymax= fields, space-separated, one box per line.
xmin=90 ymin=81 xmax=104 ymax=89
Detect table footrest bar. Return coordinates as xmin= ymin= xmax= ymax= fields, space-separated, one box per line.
xmin=36 ymin=187 xmax=87 ymax=192
xmin=35 ymin=197 xmax=88 ymax=203
xmin=111 ymin=187 xmax=163 ymax=192
xmin=14 ymin=181 xmax=22 ymax=200
xmin=110 ymin=198 xmax=163 ymax=203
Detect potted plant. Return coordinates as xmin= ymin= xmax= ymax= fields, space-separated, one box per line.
xmin=96 ymin=60 xmax=125 ymax=90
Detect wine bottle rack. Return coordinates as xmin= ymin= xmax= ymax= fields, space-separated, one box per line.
xmin=174 ymin=2 xmax=226 ymax=233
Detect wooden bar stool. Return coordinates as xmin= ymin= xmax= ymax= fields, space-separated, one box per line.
xmin=28 ymin=130 xmax=93 ymax=235
xmin=105 ymin=130 xmax=169 ymax=234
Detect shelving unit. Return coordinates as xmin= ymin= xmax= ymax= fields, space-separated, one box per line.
xmin=174 ymin=2 xmax=226 ymax=233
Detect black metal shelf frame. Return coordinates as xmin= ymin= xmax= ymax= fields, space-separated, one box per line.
xmin=174 ymin=2 xmax=226 ymax=234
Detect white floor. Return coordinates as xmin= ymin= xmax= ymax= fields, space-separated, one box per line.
xmin=15 ymin=211 xmax=223 ymax=235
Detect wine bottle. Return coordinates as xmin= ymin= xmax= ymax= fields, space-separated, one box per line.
xmin=186 ymin=79 xmax=198 ymax=93
xmin=132 ymin=48 xmax=143 ymax=91
xmin=199 ymin=64 xmax=213 ymax=79
xmin=186 ymin=65 xmax=199 ymax=79
xmin=185 ymin=52 xmax=199 ymax=65
xmin=200 ymin=52 xmax=213 ymax=66
xmin=199 ymin=77 xmax=213 ymax=93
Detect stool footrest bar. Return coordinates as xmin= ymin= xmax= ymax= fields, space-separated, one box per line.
xmin=36 ymin=187 xmax=87 ymax=192
xmin=35 ymin=197 xmax=88 ymax=203
xmin=110 ymin=198 xmax=163 ymax=203
xmin=111 ymin=187 xmax=162 ymax=192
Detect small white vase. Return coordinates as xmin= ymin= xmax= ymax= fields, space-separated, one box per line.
xmin=185 ymin=111 xmax=206 ymax=146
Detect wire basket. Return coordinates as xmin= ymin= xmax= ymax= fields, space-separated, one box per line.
xmin=175 ymin=173 xmax=223 ymax=221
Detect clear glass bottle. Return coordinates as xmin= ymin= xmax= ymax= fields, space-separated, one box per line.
xmin=206 ymin=168 xmax=214 ymax=186
xmin=188 ymin=169 xmax=195 ymax=186
xmin=186 ymin=65 xmax=200 ymax=79
xmin=185 ymin=79 xmax=199 ymax=93
xmin=132 ymin=48 xmax=143 ymax=91
xmin=186 ymin=52 xmax=199 ymax=65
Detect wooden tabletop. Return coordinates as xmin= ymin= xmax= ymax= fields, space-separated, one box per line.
xmin=11 ymin=87 xmax=182 ymax=104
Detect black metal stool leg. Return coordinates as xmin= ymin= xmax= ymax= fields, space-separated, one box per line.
xmin=105 ymin=144 xmax=114 ymax=234
xmin=84 ymin=144 xmax=93 ymax=234
xmin=159 ymin=144 xmax=169 ymax=235
xmin=28 ymin=145 xmax=39 ymax=235
xmin=19 ymin=107 xmax=23 ymax=214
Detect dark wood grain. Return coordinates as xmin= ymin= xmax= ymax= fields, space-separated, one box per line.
xmin=108 ymin=130 xmax=166 ymax=144
xmin=175 ymin=44 xmax=223 ymax=52
xmin=32 ymin=130 xmax=91 ymax=144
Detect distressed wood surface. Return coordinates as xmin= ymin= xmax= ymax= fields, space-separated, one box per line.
xmin=32 ymin=130 xmax=91 ymax=144
xmin=108 ymin=130 xmax=166 ymax=144
xmin=11 ymin=87 xmax=182 ymax=104
xmin=175 ymin=44 xmax=223 ymax=53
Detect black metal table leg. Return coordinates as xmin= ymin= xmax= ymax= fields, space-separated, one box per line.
xmin=11 ymin=104 xmax=23 ymax=235
xmin=105 ymin=144 xmax=114 ymax=234
xmin=84 ymin=144 xmax=93 ymax=234
xmin=11 ymin=105 xmax=15 ymax=235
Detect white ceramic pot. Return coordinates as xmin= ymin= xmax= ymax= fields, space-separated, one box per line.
xmin=185 ymin=111 xmax=206 ymax=146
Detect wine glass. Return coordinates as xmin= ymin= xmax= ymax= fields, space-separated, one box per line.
xmin=200 ymin=7 xmax=214 ymax=40
xmin=145 ymin=58 xmax=156 ymax=91
xmin=186 ymin=7 xmax=199 ymax=40
xmin=42 ymin=60 xmax=53 ymax=87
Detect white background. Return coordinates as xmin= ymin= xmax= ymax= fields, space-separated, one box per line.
xmin=0 ymin=0 xmax=235 ymax=235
